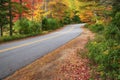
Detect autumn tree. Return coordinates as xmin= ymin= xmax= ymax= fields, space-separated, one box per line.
xmin=8 ymin=0 xmax=13 ymax=36
xmin=48 ymin=0 xmax=67 ymax=20
xmin=33 ymin=4 xmax=44 ymax=22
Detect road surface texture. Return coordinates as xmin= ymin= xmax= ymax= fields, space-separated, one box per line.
xmin=0 ymin=24 xmax=83 ymax=79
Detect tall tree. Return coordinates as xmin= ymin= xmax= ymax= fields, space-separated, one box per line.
xmin=0 ymin=0 xmax=9 ymax=36
xmin=19 ymin=0 xmax=22 ymax=19
xmin=8 ymin=0 xmax=13 ymax=36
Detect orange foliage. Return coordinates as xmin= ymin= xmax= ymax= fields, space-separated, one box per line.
xmin=80 ymin=10 xmax=93 ymax=22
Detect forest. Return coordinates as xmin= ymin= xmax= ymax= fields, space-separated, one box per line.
xmin=0 ymin=0 xmax=120 ymax=80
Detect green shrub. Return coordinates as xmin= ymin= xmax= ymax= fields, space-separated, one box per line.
xmin=87 ymin=41 xmax=107 ymax=64
xmin=88 ymin=23 xmax=104 ymax=33
xmin=42 ymin=18 xmax=47 ymax=30
xmin=112 ymin=12 xmax=120 ymax=27
xmin=87 ymin=38 xmax=120 ymax=80
xmin=104 ymin=24 xmax=120 ymax=41
xmin=72 ymin=15 xmax=81 ymax=23
xmin=42 ymin=18 xmax=62 ymax=31
xmin=86 ymin=22 xmax=120 ymax=80
xmin=63 ymin=16 xmax=71 ymax=24
xmin=84 ymin=23 xmax=91 ymax=28
xmin=87 ymin=23 xmax=120 ymax=80
xmin=14 ymin=18 xmax=30 ymax=34
xmin=105 ymin=12 xmax=120 ymax=42
xmin=29 ymin=21 xmax=42 ymax=34
xmin=102 ymin=46 xmax=120 ymax=79
xmin=14 ymin=18 xmax=42 ymax=34
xmin=86 ymin=4 xmax=120 ymax=80
xmin=59 ymin=20 xmax=64 ymax=27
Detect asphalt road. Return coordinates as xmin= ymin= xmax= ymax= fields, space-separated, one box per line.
xmin=0 ymin=24 xmax=83 ymax=79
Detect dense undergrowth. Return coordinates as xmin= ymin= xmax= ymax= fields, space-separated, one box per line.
xmin=86 ymin=12 xmax=120 ymax=80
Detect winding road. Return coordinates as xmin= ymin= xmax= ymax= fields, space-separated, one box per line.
xmin=0 ymin=24 xmax=83 ymax=79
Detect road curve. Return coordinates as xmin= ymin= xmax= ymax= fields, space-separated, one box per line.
xmin=0 ymin=24 xmax=84 ymax=79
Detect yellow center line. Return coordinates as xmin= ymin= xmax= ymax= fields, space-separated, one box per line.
xmin=0 ymin=27 xmax=74 ymax=53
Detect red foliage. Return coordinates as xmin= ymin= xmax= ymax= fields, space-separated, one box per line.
xmin=11 ymin=0 xmax=43 ymax=21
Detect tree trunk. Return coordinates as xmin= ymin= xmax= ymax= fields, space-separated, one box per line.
xmin=0 ymin=25 xmax=3 ymax=37
xmin=19 ymin=0 xmax=22 ymax=20
xmin=9 ymin=0 xmax=13 ymax=36
xmin=32 ymin=0 xmax=34 ymax=21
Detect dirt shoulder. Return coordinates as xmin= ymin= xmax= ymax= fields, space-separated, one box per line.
xmin=5 ymin=27 xmax=95 ymax=80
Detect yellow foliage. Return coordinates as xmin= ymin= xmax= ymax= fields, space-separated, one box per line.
xmin=27 ymin=0 xmax=111 ymax=23
xmin=33 ymin=3 xmax=51 ymax=22
xmin=33 ymin=4 xmax=43 ymax=22
xmin=80 ymin=10 xmax=94 ymax=22
xmin=48 ymin=0 xmax=68 ymax=20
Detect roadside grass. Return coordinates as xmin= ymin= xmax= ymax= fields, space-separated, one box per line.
xmin=0 ymin=27 xmax=63 ymax=44
xmin=0 ymin=32 xmax=41 ymax=44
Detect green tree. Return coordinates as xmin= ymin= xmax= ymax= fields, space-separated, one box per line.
xmin=9 ymin=0 xmax=13 ymax=36
xmin=0 ymin=0 xmax=9 ymax=36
